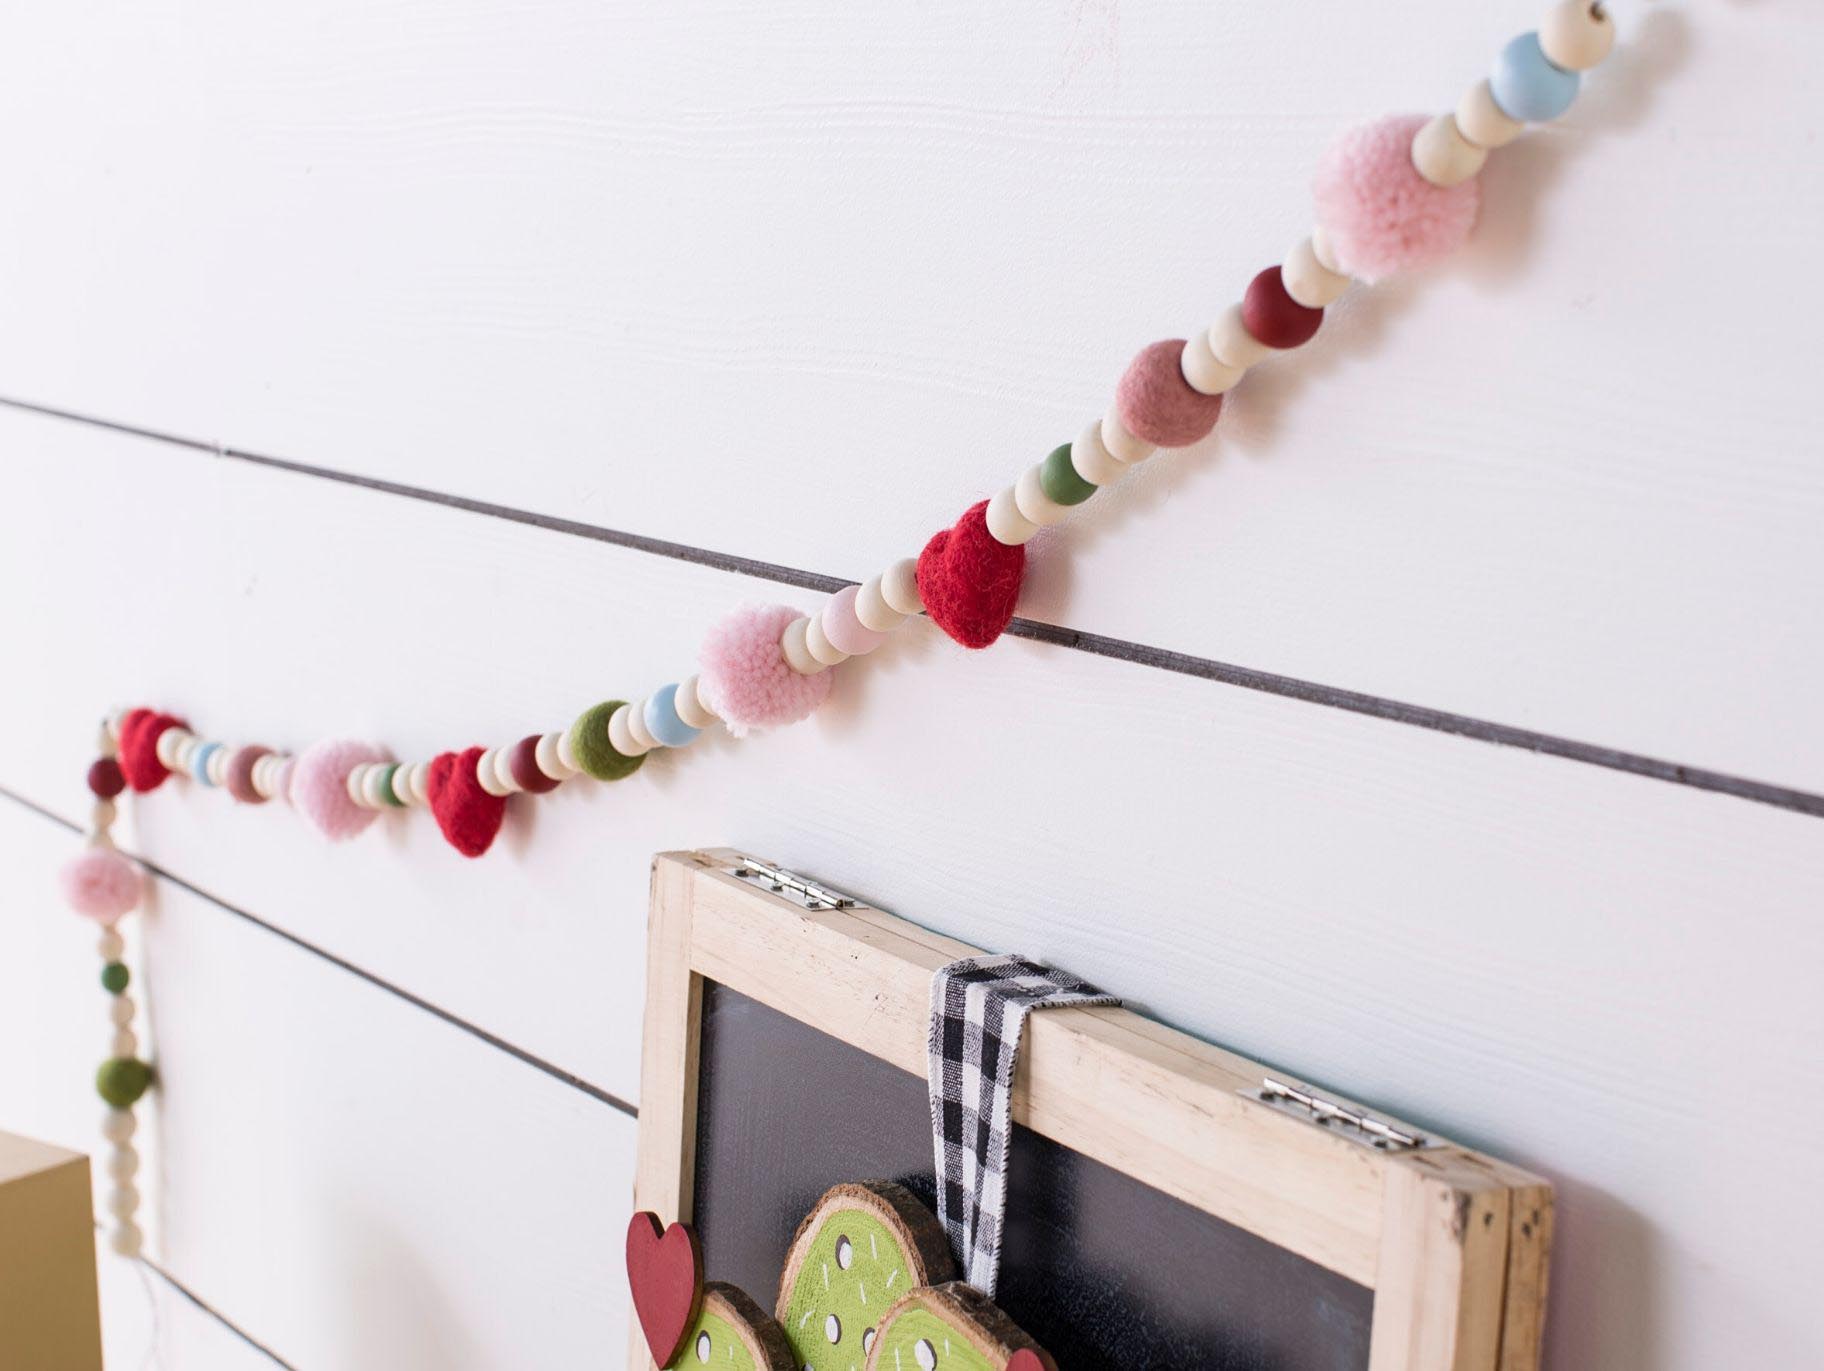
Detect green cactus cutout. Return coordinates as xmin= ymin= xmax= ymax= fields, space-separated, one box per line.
xmin=775 ymin=1182 xmax=955 ymax=1371
xmin=673 ymin=1283 xmax=795 ymax=1371
xmin=867 ymin=1284 xmax=1057 ymax=1371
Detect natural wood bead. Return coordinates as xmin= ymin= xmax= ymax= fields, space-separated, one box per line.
xmin=1013 ymin=465 xmax=1070 ymax=527
xmin=106 ymin=711 xmax=127 ymax=746
xmin=1098 ymin=408 xmax=1155 ymax=465
xmin=207 ymin=745 xmax=231 ymax=786
xmin=346 ymin=763 xmax=373 ymax=806
xmin=804 ymin=614 xmax=850 ymax=667
xmin=106 ymin=1184 xmax=140 ymax=1220
xmin=492 ymin=747 xmax=521 ymax=794
xmin=1412 ymin=113 xmax=1488 ymax=188
xmin=1311 ymin=225 xmax=1347 ymax=276
xmin=110 ymin=1029 xmax=138 ymax=1060
xmin=408 ymin=762 xmax=431 ymax=805
xmin=1282 ymin=237 xmax=1352 ymax=310
xmin=155 ymin=728 xmax=190 ymax=771
xmin=1071 ymin=429 xmax=1127 ymax=486
xmin=607 ymin=704 xmax=652 ymax=758
xmin=1180 ymin=331 xmax=1247 ymax=396
xmin=109 ymin=995 xmax=135 ymax=1028
xmin=107 ymin=1145 xmax=139 ymax=1183
xmin=854 ymin=577 xmax=907 ymax=633
xmin=556 ymin=728 xmax=582 ymax=774
xmin=880 ymin=558 xmax=923 ymax=616
xmin=364 ymin=764 xmax=399 ymax=808
xmin=90 ymin=798 xmax=117 ymax=832
xmin=108 ymin=1223 xmax=142 ymax=1258
xmin=674 ymin=675 xmax=719 ymax=728
xmin=101 ymin=1109 xmax=136 ymax=1144
xmin=476 ymin=749 xmax=514 ymax=797
xmin=1210 ymin=304 xmax=1275 ymax=369
xmin=390 ymin=763 xmax=417 ymax=806
xmin=95 ymin=720 xmax=116 ymax=757
xmin=533 ymin=732 xmax=572 ymax=781
xmin=98 ymin=928 xmax=125 ymax=961
xmin=781 ymin=617 xmax=825 ymax=675
xmin=985 ymin=487 xmax=1039 ymax=545
xmin=1457 ymin=79 xmax=1524 ymax=149
xmin=625 ymin=701 xmax=661 ymax=752
xmin=1540 ymin=0 xmax=1614 ymax=71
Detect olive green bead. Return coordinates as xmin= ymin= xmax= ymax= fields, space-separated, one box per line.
xmin=100 ymin=962 xmax=130 ymax=995
xmin=372 ymin=763 xmax=406 ymax=807
xmin=1040 ymin=443 xmax=1097 ymax=506
xmin=96 ymin=1057 xmax=152 ymax=1109
xmin=567 ymin=701 xmax=646 ymax=782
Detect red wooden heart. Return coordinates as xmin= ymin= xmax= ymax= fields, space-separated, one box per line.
xmin=916 ymin=500 xmax=1026 ymax=649
xmin=425 ymin=747 xmax=507 ymax=858
xmin=1006 ymin=1350 xmax=1056 ymax=1371
xmin=626 ymin=1212 xmax=704 ymax=1368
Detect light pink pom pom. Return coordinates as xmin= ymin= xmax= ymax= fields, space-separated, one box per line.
xmin=698 ymin=603 xmax=833 ymax=737
xmin=1312 ymin=114 xmax=1480 ymax=283
xmin=289 ymin=738 xmax=391 ymax=841
xmin=60 ymin=847 xmax=141 ymax=922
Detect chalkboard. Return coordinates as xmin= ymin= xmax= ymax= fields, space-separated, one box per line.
xmin=691 ymin=982 xmax=1373 ymax=1370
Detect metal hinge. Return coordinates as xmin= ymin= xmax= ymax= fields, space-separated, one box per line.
xmin=730 ymin=856 xmax=859 ymax=912
xmin=1242 ymin=1077 xmax=1438 ymax=1152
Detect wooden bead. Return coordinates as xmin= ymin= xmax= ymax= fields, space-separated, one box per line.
xmin=101 ymin=1109 xmax=136 ymax=1144
xmin=108 ymin=1222 xmax=142 ymax=1258
xmin=106 ymin=1184 xmax=139 ymax=1220
xmin=804 ymin=614 xmax=850 ymax=667
xmin=1180 ymin=331 xmax=1246 ymax=396
xmin=107 ymin=1145 xmax=139 ymax=1182
xmin=880 ymin=558 xmax=923 ymax=616
xmin=607 ymin=704 xmax=652 ymax=758
xmin=110 ymin=1029 xmax=138 ymax=1060
xmin=1457 ymin=79 xmax=1524 ymax=149
xmin=1311 ymin=226 xmax=1347 ymax=276
xmin=556 ymin=728 xmax=582 ymax=774
xmin=97 ymin=928 xmax=125 ymax=961
xmin=476 ymin=749 xmax=514 ymax=797
xmin=781 ymin=617 xmax=824 ymax=675
xmin=1210 ymin=304 xmax=1275 ymax=369
xmin=345 ymin=763 xmax=373 ymax=806
xmin=985 ymin=487 xmax=1039 ymax=545
xmin=854 ymin=577 xmax=908 ymax=633
xmin=532 ymin=732 xmax=571 ymax=782
xmin=390 ymin=763 xmax=417 ymax=806
xmin=1071 ymin=429 xmax=1127 ymax=487
xmin=406 ymin=762 xmax=430 ymax=805
xmin=1412 ymin=113 xmax=1488 ymax=188
xmin=1282 ymin=237 xmax=1351 ymax=309
xmin=1013 ymin=464 xmax=1069 ymax=527
xmin=493 ymin=747 xmax=522 ymax=794
xmin=674 ymin=675 xmax=719 ymax=728
xmin=90 ymin=798 xmax=117 ymax=832
xmin=204 ymin=745 xmax=228 ymax=786
xmin=1540 ymin=0 xmax=1614 ymax=71
xmin=155 ymin=728 xmax=189 ymax=771
xmin=625 ymin=701 xmax=661 ymax=752
xmin=366 ymin=764 xmax=399 ymax=807
xmin=1098 ymin=408 xmax=1155 ymax=465
xmin=108 ymin=995 xmax=135 ymax=1028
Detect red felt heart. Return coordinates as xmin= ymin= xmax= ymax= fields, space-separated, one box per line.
xmin=118 ymin=707 xmax=188 ymax=793
xmin=916 ymin=500 xmax=1026 ymax=649
xmin=1007 ymin=1350 xmax=1057 ymax=1371
xmin=426 ymin=747 xmax=507 ymax=858
xmin=626 ymin=1212 xmax=704 ymax=1369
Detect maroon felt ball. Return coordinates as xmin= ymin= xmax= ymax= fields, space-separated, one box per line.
xmin=1242 ymin=266 xmax=1324 ymax=349
xmin=1114 ymin=339 xmax=1225 ymax=448
xmin=509 ymin=734 xmax=560 ymax=794
xmin=87 ymin=758 xmax=126 ymax=799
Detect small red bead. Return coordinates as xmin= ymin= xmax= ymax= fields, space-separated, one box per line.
xmin=87 ymin=758 xmax=125 ymax=799
xmin=509 ymin=734 xmax=560 ymax=794
xmin=1241 ymin=265 xmax=1324 ymax=349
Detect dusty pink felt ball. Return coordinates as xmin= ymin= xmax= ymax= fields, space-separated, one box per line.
xmin=698 ymin=603 xmax=833 ymax=737
xmin=1312 ymin=113 xmax=1480 ymax=283
xmin=289 ymin=738 xmax=391 ymax=841
xmin=1116 ymin=339 xmax=1225 ymax=448
xmin=60 ymin=847 xmax=142 ymax=922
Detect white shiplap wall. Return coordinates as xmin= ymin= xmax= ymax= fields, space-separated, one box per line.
xmin=1 ymin=2 xmax=1819 ymax=1368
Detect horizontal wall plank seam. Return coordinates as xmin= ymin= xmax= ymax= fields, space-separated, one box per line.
xmin=5 ymin=393 xmax=1819 ymax=821
xmin=0 ymin=782 xmax=639 ymax=1118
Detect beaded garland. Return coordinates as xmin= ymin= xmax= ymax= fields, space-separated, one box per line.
xmin=59 ymin=1 xmax=1619 ymax=1253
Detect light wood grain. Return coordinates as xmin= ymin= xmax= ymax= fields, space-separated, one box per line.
xmin=0 ymin=2 xmax=1816 ymax=785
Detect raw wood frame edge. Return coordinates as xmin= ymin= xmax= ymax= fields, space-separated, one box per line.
xmin=629 ymin=850 xmax=1551 ymax=1371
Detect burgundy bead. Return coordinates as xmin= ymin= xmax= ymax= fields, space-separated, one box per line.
xmin=509 ymin=733 xmax=561 ymax=794
xmin=87 ymin=757 xmax=125 ymax=799
xmin=1241 ymin=265 xmax=1324 ymax=349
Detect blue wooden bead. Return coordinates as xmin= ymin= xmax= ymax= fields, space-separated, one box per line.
xmin=644 ymin=684 xmax=701 ymax=748
xmin=1491 ymin=32 xmax=1580 ymax=123
xmin=191 ymin=741 xmax=222 ymax=785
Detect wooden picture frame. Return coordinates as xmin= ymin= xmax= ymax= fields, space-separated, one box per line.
xmin=630 ymin=849 xmax=1552 ymax=1371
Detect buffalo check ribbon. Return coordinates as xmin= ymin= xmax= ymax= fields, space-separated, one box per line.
xmin=926 ymin=954 xmax=1119 ymax=1296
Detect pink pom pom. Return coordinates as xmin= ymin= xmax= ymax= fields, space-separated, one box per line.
xmin=289 ymin=738 xmax=391 ymax=841
xmin=698 ymin=604 xmax=833 ymax=737
xmin=1312 ymin=114 xmax=1480 ymax=283
xmin=820 ymin=586 xmax=886 ymax=657
xmin=60 ymin=847 xmax=141 ymax=922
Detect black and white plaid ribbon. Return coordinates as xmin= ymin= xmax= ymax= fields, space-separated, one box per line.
xmin=926 ymin=954 xmax=1119 ymax=1296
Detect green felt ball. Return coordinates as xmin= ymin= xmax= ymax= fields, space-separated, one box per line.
xmin=567 ymin=701 xmax=645 ymax=782
xmin=1040 ymin=443 xmax=1097 ymax=506
xmin=100 ymin=962 xmax=130 ymax=995
xmin=373 ymin=763 xmax=406 ymax=807
xmin=95 ymin=1057 xmax=152 ymax=1109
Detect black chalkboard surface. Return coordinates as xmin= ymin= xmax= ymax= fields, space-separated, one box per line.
xmin=692 ymin=982 xmax=1373 ymax=1371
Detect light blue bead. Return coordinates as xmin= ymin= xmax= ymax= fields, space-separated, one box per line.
xmin=191 ymin=741 xmax=222 ymax=785
xmin=1491 ymin=32 xmax=1580 ymax=123
xmin=644 ymin=684 xmax=701 ymax=748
